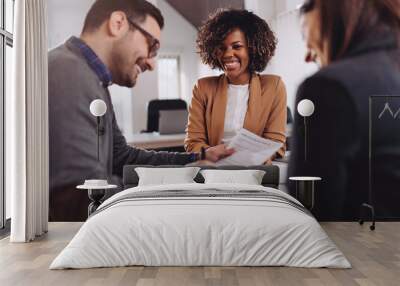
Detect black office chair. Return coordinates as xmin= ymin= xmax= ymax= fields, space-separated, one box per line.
xmin=143 ymin=99 xmax=187 ymax=133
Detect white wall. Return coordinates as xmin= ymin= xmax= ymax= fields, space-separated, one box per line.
xmin=158 ymin=0 xmax=198 ymax=102
xmin=267 ymin=9 xmax=317 ymax=111
xmin=246 ymin=0 xmax=317 ymax=111
xmin=245 ymin=0 xmax=276 ymax=21
xmin=47 ymin=0 xmax=94 ymax=49
xmin=274 ymin=0 xmax=302 ymax=15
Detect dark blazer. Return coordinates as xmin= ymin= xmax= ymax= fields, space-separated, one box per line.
xmin=288 ymin=31 xmax=400 ymax=221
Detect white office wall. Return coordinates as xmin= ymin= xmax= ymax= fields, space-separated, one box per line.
xmin=267 ymin=9 xmax=317 ymax=111
xmin=47 ymin=0 xmax=94 ymax=49
xmin=245 ymin=0 xmax=276 ymax=21
xmin=246 ymin=0 xmax=317 ymax=111
xmin=286 ymin=0 xmax=303 ymax=11
xmin=275 ymin=0 xmax=302 ymax=15
xmin=158 ymin=0 xmax=198 ymax=102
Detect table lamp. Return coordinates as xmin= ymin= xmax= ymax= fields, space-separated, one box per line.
xmin=90 ymin=99 xmax=107 ymax=161
xmin=289 ymin=99 xmax=319 ymax=211
xmin=75 ymin=99 xmax=111 ymax=217
xmin=297 ymin=99 xmax=315 ymax=161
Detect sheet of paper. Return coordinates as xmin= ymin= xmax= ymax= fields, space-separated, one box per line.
xmin=216 ymin=128 xmax=283 ymax=166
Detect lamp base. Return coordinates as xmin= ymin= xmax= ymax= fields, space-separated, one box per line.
xmin=296 ymin=181 xmax=315 ymax=210
xmin=289 ymin=177 xmax=321 ymax=211
xmin=88 ymin=189 xmax=106 ymax=216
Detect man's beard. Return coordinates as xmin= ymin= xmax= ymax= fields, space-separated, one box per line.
xmin=110 ymin=44 xmax=138 ymax=88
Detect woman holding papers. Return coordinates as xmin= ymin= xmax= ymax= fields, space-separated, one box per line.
xmin=288 ymin=0 xmax=400 ymax=220
xmin=184 ymin=9 xmax=287 ymax=161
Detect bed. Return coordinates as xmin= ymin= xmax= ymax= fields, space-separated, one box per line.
xmin=50 ymin=165 xmax=350 ymax=269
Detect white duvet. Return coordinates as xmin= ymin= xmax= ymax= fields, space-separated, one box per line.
xmin=50 ymin=183 xmax=350 ymax=269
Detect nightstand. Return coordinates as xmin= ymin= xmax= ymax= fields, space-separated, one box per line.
xmin=77 ymin=181 xmax=117 ymax=216
xmin=289 ymin=176 xmax=321 ymax=210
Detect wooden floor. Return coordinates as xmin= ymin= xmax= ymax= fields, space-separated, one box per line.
xmin=0 ymin=222 xmax=399 ymax=286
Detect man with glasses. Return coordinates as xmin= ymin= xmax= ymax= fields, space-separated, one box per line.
xmin=48 ymin=0 xmax=233 ymax=221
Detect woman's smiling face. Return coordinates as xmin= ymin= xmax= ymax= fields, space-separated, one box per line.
xmin=216 ymin=28 xmax=250 ymax=85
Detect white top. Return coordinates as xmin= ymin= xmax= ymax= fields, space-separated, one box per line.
xmin=288 ymin=177 xmax=322 ymax=181
xmin=223 ymin=84 xmax=249 ymax=143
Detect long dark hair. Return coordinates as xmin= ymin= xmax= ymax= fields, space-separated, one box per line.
xmin=300 ymin=0 xmax=400 ymax=63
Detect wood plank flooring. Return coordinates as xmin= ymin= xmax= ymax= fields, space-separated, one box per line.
xmin=0 ymin=222 xmax=399 ymax=286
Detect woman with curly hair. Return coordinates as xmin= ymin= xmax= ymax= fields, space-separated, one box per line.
xmin=184 ymin=9 xmax=287 ymax=161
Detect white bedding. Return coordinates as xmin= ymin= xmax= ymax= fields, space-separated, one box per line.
xmin=50 ymin=183 xmax=350 ymax=269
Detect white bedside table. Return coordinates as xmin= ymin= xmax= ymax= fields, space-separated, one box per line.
xmin=289 ymin=176 xmax=321 ymax=210
xmin=77 ymin=182 xmax=118 ymax=216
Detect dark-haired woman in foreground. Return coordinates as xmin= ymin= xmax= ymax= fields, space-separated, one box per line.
xmin=289 ymin=0 xmax=400 ymax=220
xmin=184 ymin=9 xmax=287 ymax=161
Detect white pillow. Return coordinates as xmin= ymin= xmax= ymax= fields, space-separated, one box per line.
xmin=135 ymin=167 xmax=200 ymax=186
xmin=200 ymin=169 xmax=266 ymax=185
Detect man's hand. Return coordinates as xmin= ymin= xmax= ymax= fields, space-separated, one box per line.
xmin=205 ymin=144 xmax=235 ymax=162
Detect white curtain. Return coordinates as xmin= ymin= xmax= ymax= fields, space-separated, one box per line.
xmin=8 ymin=0 xmax=49 ymax=242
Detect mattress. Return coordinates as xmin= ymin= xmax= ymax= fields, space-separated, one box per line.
xmin=50 ymin=183 xmax=350 ymax=269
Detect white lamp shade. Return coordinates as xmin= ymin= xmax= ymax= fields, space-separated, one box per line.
xmin=90 ymin=99 xmax=107 ymax=117
xmin=297 ymin=99 xmax=315 ymax=117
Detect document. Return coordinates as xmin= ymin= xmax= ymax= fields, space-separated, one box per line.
xmin=216 ymin=128 xmax=283 ymax=166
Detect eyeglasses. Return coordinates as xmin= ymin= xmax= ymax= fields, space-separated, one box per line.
xmin=127 ymin=17 xmax=160 ymax=58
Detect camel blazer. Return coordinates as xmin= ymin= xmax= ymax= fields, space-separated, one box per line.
xmin=185 ymin=74 xmax=287 ymax=158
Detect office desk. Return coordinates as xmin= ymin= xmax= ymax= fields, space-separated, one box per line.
xmin=126 ymin=132 xmax=186 ymax=149
xmin=126 ymin=126 xmax=292 ymax=150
